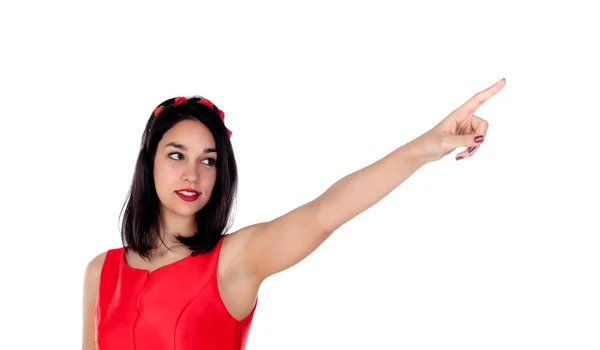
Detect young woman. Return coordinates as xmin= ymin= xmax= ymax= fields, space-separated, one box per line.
xmin=82 ymin=78 xmax=506 ymax=350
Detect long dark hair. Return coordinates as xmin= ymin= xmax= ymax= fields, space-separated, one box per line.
xmin=119 ymin=96 xmax=238 ymax=258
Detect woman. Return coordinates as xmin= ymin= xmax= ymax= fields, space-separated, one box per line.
xmin=82 ymin=78 xmax=506 ymax=349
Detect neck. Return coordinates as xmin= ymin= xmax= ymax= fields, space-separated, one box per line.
xmin=153 ymin=209 xmax=197 ymax=255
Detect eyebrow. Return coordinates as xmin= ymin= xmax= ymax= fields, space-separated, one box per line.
xmin=165 ymin=142 xmax=217 ymax=154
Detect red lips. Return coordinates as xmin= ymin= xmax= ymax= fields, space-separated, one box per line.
xmin=175 ymin=189 xmax=200 ymax=202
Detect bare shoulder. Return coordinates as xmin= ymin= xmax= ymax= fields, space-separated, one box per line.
xmin=219 ymin=223 xmax=268 ymax=274
xmin=217 ymin=227 xmax=261 ymax=320
xmin=82 ymin=251 xmax=107 ymax=350
xmin=84 ymin=251 xmax=108 ymax=291
xmin=86 ymin=251 xmax=107 ymax=276
xmin=219 ymin=226 xmax=256 ymax=278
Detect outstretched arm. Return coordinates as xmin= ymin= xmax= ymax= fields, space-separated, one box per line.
xmin=238 ymin=78 xmax=506 ymax=283
xmin=240 ymin=140 xmax=428 ymax=282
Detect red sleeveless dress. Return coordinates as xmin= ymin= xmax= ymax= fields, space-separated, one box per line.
xmin=94 ymin=236 xmax=256 ymax=350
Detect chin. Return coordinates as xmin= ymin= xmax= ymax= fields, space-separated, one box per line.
xmin=173 ymin=201 xmax=206 ymax=217
xmin=160 ymin=197 xmax=206 ymax=218
xmin=172 ymin=207 xmax=200 ymax=217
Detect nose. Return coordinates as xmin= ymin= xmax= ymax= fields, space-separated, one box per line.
xmin=181 ymin=163 xmax=199 ymax=184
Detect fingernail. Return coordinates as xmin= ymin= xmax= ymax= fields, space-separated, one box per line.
xmin=456 ymin=156 xmax=464 ymax=161
xmin=468 ymin=146 xmax=476 ymax=153
xmin=474 ymin=135 xmax=484 ymax=143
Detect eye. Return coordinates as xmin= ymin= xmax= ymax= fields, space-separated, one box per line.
xmin=168 ymin=152 xmax=183 ymax=160
xmin=202 ymin=157 xmax=217 ymax=166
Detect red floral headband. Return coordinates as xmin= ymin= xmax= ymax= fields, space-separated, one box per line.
xmin=152 ymin=96 xmax=232 ymax=138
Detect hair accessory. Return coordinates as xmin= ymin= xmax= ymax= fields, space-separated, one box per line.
xmin=173 ymin=96 xmax=188 ymax=106
xmin=152 ymin=105 xmax=164 ymax=117
xmin=152 ymin=96 xmax=232 ymax=138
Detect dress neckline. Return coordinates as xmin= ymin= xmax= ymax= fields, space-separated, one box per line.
xmin=121 ymin=248 xmax=195 ymax=277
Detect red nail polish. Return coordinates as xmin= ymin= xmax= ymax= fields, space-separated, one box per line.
xmin=468 ymin=146 xmax=476 ymax=153
xmin=456 ymin=156 xmax=464 ymax=161
xmin=474 ymin=135 xmax=484 ymax=143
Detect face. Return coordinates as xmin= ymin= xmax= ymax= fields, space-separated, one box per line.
xmin=153 ymin=119 xmax=218 ymax=219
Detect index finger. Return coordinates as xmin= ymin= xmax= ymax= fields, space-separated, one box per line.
xmin=460 ymin=78 xmax=506 ymax=114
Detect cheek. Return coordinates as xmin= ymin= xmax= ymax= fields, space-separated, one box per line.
xmin=154 ymin=160 xmax=177 ymax=190
xmin=201 ymin=169 xmax=218 ymax=189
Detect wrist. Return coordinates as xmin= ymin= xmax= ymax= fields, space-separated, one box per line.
xmin=404 ymin=135 xmax=435 ymax=166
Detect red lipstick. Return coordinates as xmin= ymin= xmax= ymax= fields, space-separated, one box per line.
xmin=175 ymin=189 xmax=200 ymax=202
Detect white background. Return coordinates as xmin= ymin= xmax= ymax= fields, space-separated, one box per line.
xmin=1 ymin=1 xmax=599 ymax=349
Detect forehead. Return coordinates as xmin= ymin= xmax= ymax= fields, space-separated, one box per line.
xmin=161 ymin=119 xmax=216 ymax=149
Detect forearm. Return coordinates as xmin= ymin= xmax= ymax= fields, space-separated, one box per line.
xmin=314 ymin=137 xmax=429 ymax=233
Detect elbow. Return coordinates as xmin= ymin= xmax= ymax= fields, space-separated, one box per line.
xmin=310 ymin=198 xmax=339 ymax=236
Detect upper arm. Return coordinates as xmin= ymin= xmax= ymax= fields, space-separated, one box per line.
xmin=239 ymin=199 xmax=333 ymax=282
xmin=82 ymin=252 xmax=106 ymax=350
